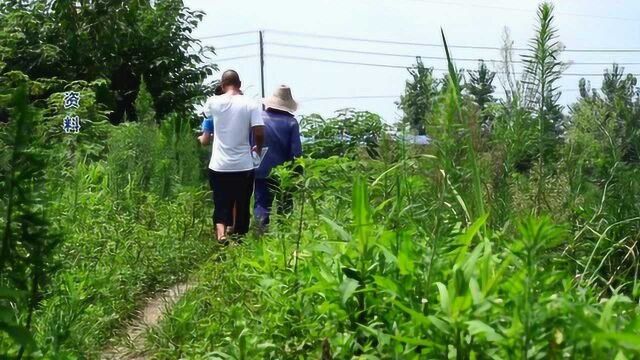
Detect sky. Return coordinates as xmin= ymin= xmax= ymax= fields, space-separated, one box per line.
xmin=184 ymin=0 xmax=640 ymax=123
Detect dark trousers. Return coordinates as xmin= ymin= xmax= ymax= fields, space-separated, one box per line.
xmin=254 ymin=177 xmax=293 ymax=227
xmin=208 ymin=169 xmax=255 ymax=235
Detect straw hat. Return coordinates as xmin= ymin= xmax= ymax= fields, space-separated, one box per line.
xmin=263 ymin=85 xmax=298 ymax=114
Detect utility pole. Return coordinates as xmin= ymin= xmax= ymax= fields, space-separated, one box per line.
xmin=259 ymin=30 xmax=265 ymax=98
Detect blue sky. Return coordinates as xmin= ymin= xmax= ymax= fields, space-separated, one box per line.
xmin=185 ymin=0 xmax=640 ymax=122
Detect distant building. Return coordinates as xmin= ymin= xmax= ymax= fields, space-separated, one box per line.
xmin=392 ymin=133 xmax=430 ymax=145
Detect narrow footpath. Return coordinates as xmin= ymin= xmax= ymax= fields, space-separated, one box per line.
xmin=101 ymin=282 xmax=194 ymax=360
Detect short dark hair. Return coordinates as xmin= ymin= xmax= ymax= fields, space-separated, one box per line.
xmin=221 ymin=70 xmax=241 ymax=88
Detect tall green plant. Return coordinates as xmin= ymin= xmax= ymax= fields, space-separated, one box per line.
xmin=441 ymin=29 xmax=486 ymax=223
xmin=0 ymin=84 xmax=59 ymax=357
xmin=136 ymin=79 xmax=157 ymax=125
xmin=521 ymin=2 xmax=564 ymax=213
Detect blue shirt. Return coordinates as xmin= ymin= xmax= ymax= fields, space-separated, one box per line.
xmin=201 ymin=117 xmax=213 ymax=133
xmin=256 ymin=111 xmax=302 ymax=179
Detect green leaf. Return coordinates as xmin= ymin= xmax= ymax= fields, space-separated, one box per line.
xmin=397 ymin=251 xmax=415 ymax=275
xmin=339 ymin=278 xmax=359 ymax=305
xmin=371 ymin=162 xmax=403 ymax=187
xmin=374 ymin=275 xmax=399 ymax=296
xmin=436 ymin=282 xmax=451 ymax=315
xmin=441 ymin=28 xmax=461 ymax=94
xmin=0 ymin=322 xmax=35 ymax=347
xmin=320 ymin=215 xmax=351 ymax=242
xmin=462 ymin=242 xmax=484 ymax=279
xmin=428 ymin=315 xmax=452 ymax=334
xmin=599 ymin=295 xmax=632 ymax=329
xmin=390 ymin=334 xmax=435 ymax=347
xmin=302 ymin=282 xmax=330 ymax=295
xmin=594 ymin=332 xmax=640 ymax=351
xmin=469 ymin=277 xmax=482 ymax=305
xmin=456 ymin=214 xmax=489 ymax=264
xmin=393 ymin=301 xmax=430 ymax=326
xmin=614 ymin=351 xmax=629 ymax=360
xmin=466 ymin=320 xmax=503 ymax=342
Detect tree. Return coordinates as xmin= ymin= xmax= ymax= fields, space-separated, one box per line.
xmin=398 ymin=57 xmax=441 ymax=135
xmin=585 ymin=65 xmax=640 ymax=164
xmin=572 ymin=65 xmax=640 ymax=165
xmin=0 ymin=0 xmax=216 ymax=124
xmin=466 ymin=60 xmax=496 ymax=129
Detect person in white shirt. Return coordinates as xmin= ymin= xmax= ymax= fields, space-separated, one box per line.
xmin=201 ymin=70 xmax=264 ymax=243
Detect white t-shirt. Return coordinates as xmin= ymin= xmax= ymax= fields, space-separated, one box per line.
xmin=203 ymin=94 xmax=264 ymax=172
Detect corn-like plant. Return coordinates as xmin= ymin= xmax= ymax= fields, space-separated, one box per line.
xmin=0 ymin=83 xmax=60 ymax=358
xmin=441 ymin=28 xmax=486 ymax=224
xmin=521 ymin=2 xmax=565 ymax=213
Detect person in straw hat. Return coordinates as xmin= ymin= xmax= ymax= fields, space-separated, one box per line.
xmin=254 ymin=85 xmax=302 ymax=229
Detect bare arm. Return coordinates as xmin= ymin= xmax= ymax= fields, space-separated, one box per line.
xmin=198 ymin=132 xmax=212 ymax=145
xmin=252 ymin=126 xmax=265 ymax=155
xmin=250 ymin=103 xmax=265 ymax=155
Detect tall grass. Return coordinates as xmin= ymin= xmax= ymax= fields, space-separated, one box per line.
xmin=0 ymin=84 xmax=59 ymax=358
xmin=145 ymin=3 xmax=639 ymax=359
xmin=2 ymin=1 xmax=639 ymax=358
xmin=1 ymin=74 xmax=215 ymax=357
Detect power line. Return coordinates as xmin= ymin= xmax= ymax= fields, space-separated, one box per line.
xmin=268 ymin=29 xmax=499 ymax=50
xmin=215 ymin=55 xmax=258 ymax=62
xmin=216 ymin=42 xmax=258 ymax=50
xmin=404 ymin=0 xmax=640 ymax=23
xmin=200 ymin=30 xmax=257 ymax=40
xmin=202 ymin=29 xmax=640 ymax=53
xmin=299 ymin=89 xmax=591 ymax=102
xmin=563 ymin=48 xmax=640 ymax=54
xmin=266 ymin=29 xmax=640 ymax=53
xmin=269 ymin=42 xmax=640 ymax=66
xmin=267 ymin=53 xmax=636 ymax=77
xmin=269 ymin=53 xmax=419 ymax=69
xmin=202 ymin=48 xmax=639 ymax=78
xmin=300 ymin=95 xmax=399 ymax=102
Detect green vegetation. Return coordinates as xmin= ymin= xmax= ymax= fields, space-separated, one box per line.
xmin=145 ymin=3 xmax=639 ymax=359
xmin=0 ymin=0 xmax=214 ymax=124
xmin=1 ymin=1 xmax=639 ymax=359
xmin=0 ymin=71 xmax=214 ymax=358
xmin=1 ymin=2 xmax=217 ymax=355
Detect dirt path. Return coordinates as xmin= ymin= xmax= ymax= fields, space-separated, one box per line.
xmin=101 ymin=282 xmax=195 ymax=360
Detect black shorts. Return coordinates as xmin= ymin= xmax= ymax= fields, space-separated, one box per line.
xmin=208 ymin=169 xmax=255 ymax=235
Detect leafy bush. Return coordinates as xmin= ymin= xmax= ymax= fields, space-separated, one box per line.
xmin=300 ymin=109 xmax=390 ymax=159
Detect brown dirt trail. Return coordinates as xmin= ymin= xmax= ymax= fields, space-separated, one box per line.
xmin=100 ymin=282 xmax=194 ymax=360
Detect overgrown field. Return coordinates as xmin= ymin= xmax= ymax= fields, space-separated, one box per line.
xmin=145 ymin=153 xmax=639 ymax=358
xmin=146 ymin=5 xmax=639 ymax=358
xmin=1 ymin=1 xmax=640 ymax=359
xmin=0 ymin=79 xmax=216 ymax=358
